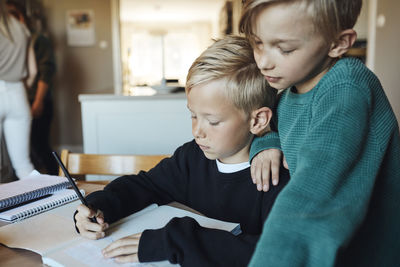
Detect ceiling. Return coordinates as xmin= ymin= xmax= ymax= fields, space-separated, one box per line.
xmin=120 ymin=0 xmax=226 ymax=23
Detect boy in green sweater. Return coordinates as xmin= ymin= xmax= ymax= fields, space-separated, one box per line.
xmin=240 ymin=0 xmax=400 ymax=266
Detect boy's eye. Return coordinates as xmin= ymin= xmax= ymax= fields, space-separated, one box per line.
xmin=279 ymin=47 xmax=295 ymax=54
xmin=209 ymin=121 xmax=220 ymax=126
xmin=252 ymin=39 xmax=263 ymax=49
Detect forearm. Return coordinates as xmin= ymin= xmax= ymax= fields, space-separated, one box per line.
xmin=33 ymin=80 xmax=48 ymax=104
xmin=85 ymin=151 xmax=189 ymax=223
xmin=86 ymin=173 xmax=175 ymax=223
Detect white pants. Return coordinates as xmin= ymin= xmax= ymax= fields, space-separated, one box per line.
xmin=0 ymin=80 xmax=34 ymax=179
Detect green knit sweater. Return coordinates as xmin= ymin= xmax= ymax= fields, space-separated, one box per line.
xmin=249 ymin=58 xmax=400 ymax=267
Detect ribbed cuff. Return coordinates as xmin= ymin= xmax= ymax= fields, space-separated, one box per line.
xmin=249 ymin=132 xmax=281 ymax=162
xmin=138 ymin=229 xmax=166 ymax=262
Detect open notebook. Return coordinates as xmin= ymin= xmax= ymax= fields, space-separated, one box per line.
xmin=0 ymin=201 xmax=240 ymax=267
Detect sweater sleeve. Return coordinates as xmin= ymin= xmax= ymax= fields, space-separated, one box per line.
xmin=85 ymin=145 xmax=189 ymax=224
xmin=138 ymin=217 xmax=259 ymax=267
xmin=250 ymin=84 xmax=375 ymax=266
xmin=249 ymin=131 xmax=281 ymax=162
xmin=34 ymin=35 xmax=56 ymax=85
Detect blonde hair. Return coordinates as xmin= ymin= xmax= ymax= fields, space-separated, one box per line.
xmin=239 ymin=0 xmax=362 ymax=42
xmin=186 ymin=35 xmax=276 ymax=114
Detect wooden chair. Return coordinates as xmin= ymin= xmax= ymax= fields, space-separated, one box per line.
xmin=58 ymin=150 xmax=169 ymax=181
xmin=57 ymin=150 xmax=200 ymax=214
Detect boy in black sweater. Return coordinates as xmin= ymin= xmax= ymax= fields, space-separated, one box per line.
xmin=74 ymin=35 xmax=289 ymax=266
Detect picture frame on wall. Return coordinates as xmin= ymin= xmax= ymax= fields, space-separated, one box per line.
xmin=66 ymin=9 xmax=96 ymax=46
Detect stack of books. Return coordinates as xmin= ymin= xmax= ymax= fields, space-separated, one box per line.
xmin=0 ymin=171 xmax=81 ymax=222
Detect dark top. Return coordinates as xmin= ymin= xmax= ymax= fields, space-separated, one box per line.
xmin=28 ymin=32 xmax=56 ymax=103
xmin=85 ymin=140 xmax=289 ymax=267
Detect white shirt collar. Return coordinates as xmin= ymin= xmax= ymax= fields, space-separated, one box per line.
xmin=216 ymin=159 xmax=250 ymax=173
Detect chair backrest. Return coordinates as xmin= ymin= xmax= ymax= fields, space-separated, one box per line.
xmin=58 ymin=149 xmax=169 ymax=177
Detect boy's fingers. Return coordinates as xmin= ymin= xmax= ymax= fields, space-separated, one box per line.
xmin=75 ymin=210 xmax=102 ymax=226
xmin=250 ymin=163 xmax=257 ymax=184
xmin=85 ymin=220 xmax=108 ymax=232
xmin=114 ymin=253 xmax=139 ymax=263
xmin=76 ymin=214 xmax=107 ymax=231
xmin=270 ymin=159 xmax=280 ymax=186
xmin=261 ymin=164 xmax=271 ymax=192
xmin=75 ymin=205 xmax=108 ymax=238
xmin=76 ymin=204 xmax=104 ymax=224
xmin=79 ymin=228 xmax=105 ymax=240
xmin=103 ymin=238 xmax=124 ymax=253
xmin=76 ymin=204 xmax=93 ymax=217
xmin=283 ymin=156 xmax=289 ymax=169
xmin=103 ymin=234 xmax=142 ymax=258
xmin=93 ymin=209 xmax=105 ymax=224
xmin=104 ymin=244 xmax=139 ymax=258
xmin=103 ymin=237 xmax=139 ymax=255
xmin=251 ymin=161 xmax=263 ymax=189
xmin=95 ymin=215 xmax=105 ymax=224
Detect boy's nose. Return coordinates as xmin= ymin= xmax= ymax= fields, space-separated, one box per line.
xmin=192 ymin=123 xmax=206 ymax=139
xmin=256 ymin=51 xmax=274 ymax=70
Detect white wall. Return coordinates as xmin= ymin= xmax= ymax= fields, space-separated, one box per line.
xmin=373 ymin=0 xmax=400 ymax=122
xmin=354 ymin=0 xmax=369 ymax=40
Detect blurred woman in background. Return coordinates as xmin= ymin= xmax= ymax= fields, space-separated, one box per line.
xmin=0 ymin=0 xmax=34 ymax=180
xmin=7 ymin=0 xmax=58 ymax=175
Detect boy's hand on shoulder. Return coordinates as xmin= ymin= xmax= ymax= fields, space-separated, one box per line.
xmin=102 ymin=233 xmax=142 ymax=263
xmin=251 ymin=149 xmax=288 ymax=192
xmin=75 ymin=204 xmax=108 ymax=239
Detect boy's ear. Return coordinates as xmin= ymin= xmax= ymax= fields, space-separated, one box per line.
xmin=328 ymin=29 xmax=357 ymax=58
xmin=250 ymin=107 xmax=273 ymax=136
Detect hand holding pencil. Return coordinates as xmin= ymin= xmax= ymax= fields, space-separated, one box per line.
xmin=74 ymin=204 xmax=109 ymax=239
xmin=52 ymin=151 xmax=109 ymax=238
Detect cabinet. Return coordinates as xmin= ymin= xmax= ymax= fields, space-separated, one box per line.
xmin=79 ymin=93 xmax=193 ymax=155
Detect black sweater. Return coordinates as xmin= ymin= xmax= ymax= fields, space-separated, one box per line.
xmin=85 ymin=140 xmax=289 ymax=267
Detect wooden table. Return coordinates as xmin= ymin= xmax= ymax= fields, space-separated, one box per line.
xmin=0 ymin=181 xmax=105 ymax=266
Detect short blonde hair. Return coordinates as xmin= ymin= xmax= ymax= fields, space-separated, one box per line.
xmin=239 ymin=0 xmax=362 ymax=43
xmin=186 ymin=35 xmax=276 ymax=114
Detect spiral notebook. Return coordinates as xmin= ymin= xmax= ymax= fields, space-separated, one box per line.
xmin=0 ymin=189 xmax=84 ymax=222
xmin=0 ymin=172 xmax=71 ymax=210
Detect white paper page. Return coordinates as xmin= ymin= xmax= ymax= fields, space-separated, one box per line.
xmin=44 ymin=238 xmax=176 ymax=267
xmin=42 ymin=204 xmax=176 ymax=267
xmin=0 ymin=200 xmax=81 ymax=254
xmin=0 ymin=202 xmax=156 ymax=255
xmin=108 ymin=205 xmax=238 ymax=238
